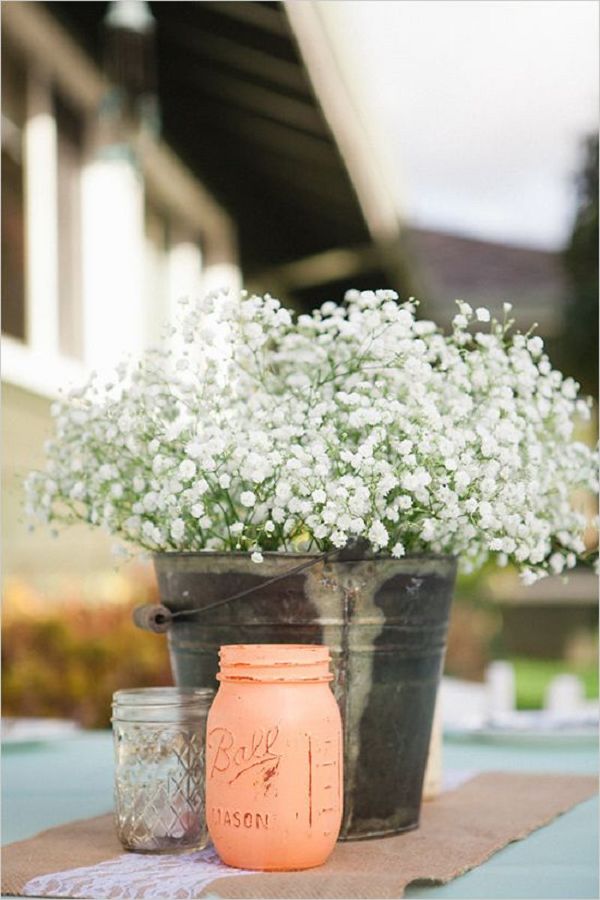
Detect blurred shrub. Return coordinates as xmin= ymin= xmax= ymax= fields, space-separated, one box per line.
xmin=2 ymin=568 xmax=172 ymax=728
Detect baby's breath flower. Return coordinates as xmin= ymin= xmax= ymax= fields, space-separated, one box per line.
xmin=178 ymin=460 xmax=196 ymax=481
xmin=331 ymin=530 xmax=348 ymax=548
xmin=520 ymin=568 xmax=541 ymax=586
xmin=368 ymin=520 xmax=389 ymax=549
xmin=25 ymin=288 xmax=597 ymax=575
xmin=170 ymin=518 xmax=185 ymax=542
xmin=527 ymin=336 xmax=544 ymax=357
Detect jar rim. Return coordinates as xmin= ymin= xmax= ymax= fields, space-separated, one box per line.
xmin=112 ymin=687 xmax=214 ymax=708
xmin=217 ymin=644 xmax=333 ymax=682
xmin=219 ymin=644 xmax=331 ymax=668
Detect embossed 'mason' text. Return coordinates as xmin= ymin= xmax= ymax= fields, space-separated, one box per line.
xmin=211 ymin=807 xmax=270 ymax=829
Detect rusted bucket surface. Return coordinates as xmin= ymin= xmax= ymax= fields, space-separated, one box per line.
xmin=152 ymin=551 xmax=456 ymax=840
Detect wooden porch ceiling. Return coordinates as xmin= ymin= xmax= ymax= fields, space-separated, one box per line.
xmin=47 ymin=1 xmax=406 ymax=304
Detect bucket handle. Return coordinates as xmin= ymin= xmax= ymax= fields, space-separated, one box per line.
xmin=132 ymin=543 xmax=363 ymax=634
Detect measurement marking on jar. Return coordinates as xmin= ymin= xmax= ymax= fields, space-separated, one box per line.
xmin=308 ymin=733 xmax=341 ymax=828
xmin=308 ymin=735 xmax=313 ymax=827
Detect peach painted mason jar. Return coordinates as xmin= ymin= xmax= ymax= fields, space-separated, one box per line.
xmin=206 ymin=644 xmax=343 ymax=871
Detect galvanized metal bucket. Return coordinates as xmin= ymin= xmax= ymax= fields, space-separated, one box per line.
xmin=149 ymin=550 xmax=456 ymax=840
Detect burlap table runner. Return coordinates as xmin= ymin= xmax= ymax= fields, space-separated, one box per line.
xmin=2 ymin=772 xmax=597 ymax=899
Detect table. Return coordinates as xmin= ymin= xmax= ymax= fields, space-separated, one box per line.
xmin=2 ymin=731 xmax=597 ymax=899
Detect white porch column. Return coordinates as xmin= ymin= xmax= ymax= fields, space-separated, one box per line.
xmin=25 ymin=70 xmax=59 ymax=357
xmin=167 ymin=239 xmax=202 ymax=316
xmin=81 ymin=155 xmax=145 ymax=372
xmin=201 ymin=262 xmax=242 ymax=298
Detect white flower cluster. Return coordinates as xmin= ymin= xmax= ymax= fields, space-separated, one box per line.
xmin=26 ymin=290 xmax=598 ymax=581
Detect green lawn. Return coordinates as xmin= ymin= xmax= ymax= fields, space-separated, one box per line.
xmin=512 ymin=657 xmax=599 ymax=710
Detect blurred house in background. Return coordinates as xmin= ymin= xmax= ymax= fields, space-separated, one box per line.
xmin=406 ymin=227 xmax=568 ymax=337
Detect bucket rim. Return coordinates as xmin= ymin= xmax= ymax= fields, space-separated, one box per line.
xmin=153 ymin=550 xmax=458 ymax=563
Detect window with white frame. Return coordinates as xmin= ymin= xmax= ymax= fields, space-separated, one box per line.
xmin=1 ymin=40 xmax=88 ymax=395
xmin=1 ymin=42 xmax=27 ymax=342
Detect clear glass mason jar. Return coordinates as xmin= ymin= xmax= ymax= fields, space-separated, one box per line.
xmin=112 ymin=687 xmax=214 ymax=853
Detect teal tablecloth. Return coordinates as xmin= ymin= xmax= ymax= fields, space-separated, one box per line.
xmin=2 ymin=731 xmax=597 ymax=899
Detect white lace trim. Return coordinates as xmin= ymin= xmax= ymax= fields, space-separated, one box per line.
xmin=23 ymin=845 xmax=253 ymax=899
